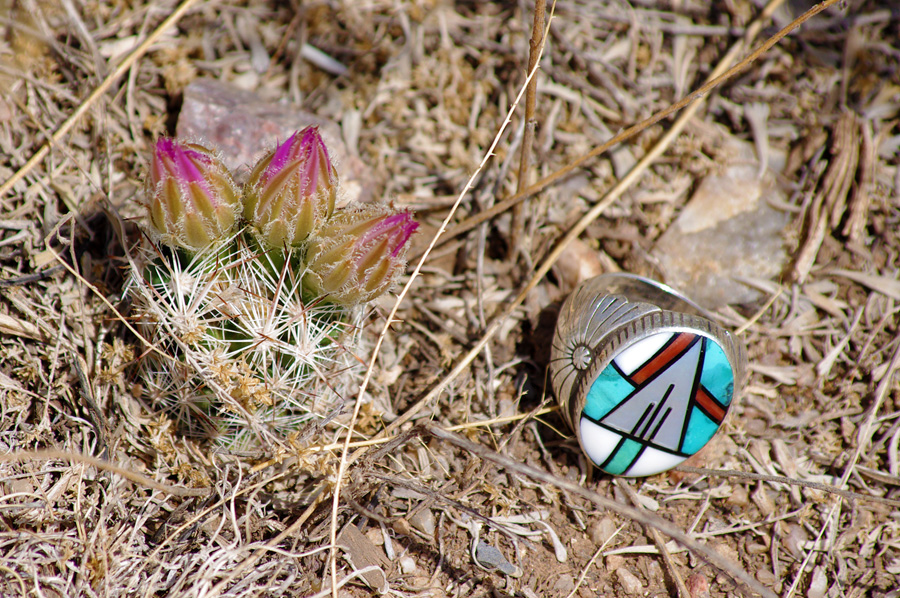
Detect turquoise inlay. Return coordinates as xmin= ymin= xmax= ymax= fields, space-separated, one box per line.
xmin=603 ymin=437 xmax=642 ymax=475
xmin=682 ymin=406 xmax=719 ymax=454
xmin=699 ymin=340 xmax=734 ymax=405
xmin=584 ymin=365 xmax=635 ymax=421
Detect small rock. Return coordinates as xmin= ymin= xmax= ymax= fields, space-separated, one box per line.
xmin=725 ymin=485 xmax=749 ymax=509
xmin=399 ymin=555 xmax=417 ymax=574
xmin=751 ymin=485 xmax=776 ymax=517
xmin=553 ymin=238 xmax=608 ymax=291
xmin=784 ymin=523 xmax=810 ymax=560
xmin=177 ymin=78 xmax=372 ymax=204
xmin=685 ymin=572 xmax=710 ymax=598
xmin=651 ymin=123 xmax=789 ymax=309
xmin=392 ymin=518 xmax=411 ymax=536
xmin=570 ymin=535 xmax=594 ymax=560
xmin=474 ymin=540 xmax=519 ymax=576
xmin=552 ymin=576 xmax=576 ymax=595
xmin=615 ymin=568 xmax=644 ymax=594
xmin=605 ymin=554 xmax=626 ymax=571
xmin=364 ymin=527 xmax=383 ymax=546
xmin=746 ymin=542 xmax=769 ymax=555
xmin=589 ymin=518 xmax=619 ymax=546
xmin=409 ymin=508 xmax=435 ymax=536
xmin=756 ymin=568 xmax=777 ymax=586
xmin=807 ymin=566 xmax=828 ymax=598
xmin=645 ymin=561 xmax=664 ymax=585
xmin=712 ymin=542 xmax=741 ymax=567
xmin=745 ymin=418 xmax=768 ymax=436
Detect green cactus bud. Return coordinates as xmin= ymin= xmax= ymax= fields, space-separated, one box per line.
xmin=146 ymin=138 xmax=240 ymax=253
xmin=243 ymin=127 xmax=337 ymax=248
xmin=304 ymin=205 xmax=419 ymax=306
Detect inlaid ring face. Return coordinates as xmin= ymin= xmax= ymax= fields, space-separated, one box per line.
xmin=551 ymin=274 xmax=745 ymax=477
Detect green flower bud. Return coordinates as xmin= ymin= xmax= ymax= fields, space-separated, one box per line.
xmin=305 ymin=205 xmax=419 ymax=306
xmin=146 ymin=138 xmax=240 ymax=253
xmin=243 ymin=127 xmax=337 ymax=248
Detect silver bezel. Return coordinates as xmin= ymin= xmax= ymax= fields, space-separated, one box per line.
xmin=550 ymin=274 xmax=747 ymax=444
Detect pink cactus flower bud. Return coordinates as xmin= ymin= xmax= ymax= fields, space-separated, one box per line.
xmin=146 ymin=138 xmax=240 ymax=253
xmin=243 ymin=127 xmax=337 ymax=248
xmin=305 ymin=205 xmax=419 ymax=306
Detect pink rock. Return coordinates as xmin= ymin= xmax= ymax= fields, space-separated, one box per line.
xmin=177 ymin=78 xmax=371 ymax=203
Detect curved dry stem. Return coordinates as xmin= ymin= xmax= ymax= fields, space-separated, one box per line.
xmin=0 ymin=449 xmax=209 ymax=497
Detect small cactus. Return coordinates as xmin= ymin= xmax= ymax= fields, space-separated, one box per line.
xmin=127 ymin=127 xmax=417 ymax=450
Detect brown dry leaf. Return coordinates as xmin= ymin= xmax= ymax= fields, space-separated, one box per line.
xmin=788 ymin=111 xmax=862 ymax=283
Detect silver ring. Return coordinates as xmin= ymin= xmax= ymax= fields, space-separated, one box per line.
xmin=550 ymin=273 xmax=746 ymax=477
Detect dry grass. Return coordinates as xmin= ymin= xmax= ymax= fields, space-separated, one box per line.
xmin=1 ymin=0 xmax=900 ymax=596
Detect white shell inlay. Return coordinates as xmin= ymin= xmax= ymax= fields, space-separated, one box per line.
xmin=613 ymin=331 xmax=673 ymax=375
xmin=624 ymin=447 xmax=686 ymax=477
xmin=579 ymin=417 xmax=619 ymax=467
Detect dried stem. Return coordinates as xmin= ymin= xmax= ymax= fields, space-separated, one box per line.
xmin=510 ymin=0 xmax=547 ymax=261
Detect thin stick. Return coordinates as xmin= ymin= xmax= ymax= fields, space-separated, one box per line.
xmin=0 ymin=449 xmax=209 ymax=497
xmin=0 ymin=0 xmax=203 ymax=199
xmin=510 ymin=0 xmax=547 ymax=259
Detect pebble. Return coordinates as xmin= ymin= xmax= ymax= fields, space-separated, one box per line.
xmin=686 ymin=572 xmax=710 ymax=598
xmin=177 ymin=78 xmax=372 ymax=204
xmin=552 ymin=576 xmax=575 ymax=595
xmin=589 ymin=518 xmax=619 ymax=546
xmin=399 ymin=555 xmax=417 ymax=574
xmin=474 ymin=541 xmax=518 ymax=576
xmin=409 ymin=508 xmax=435 ymax=536
xmin=756 ymin=568 xmax=777 ymax=586
xmin=807 ymin=566 xmax=828 ymax=598
xmin=615 ymin=568 xmax=644 ymax=594
xmin=606 ymin=555 xmax=626 ymax=571
xmin=364 ymin=527 xmax=383 ymax=546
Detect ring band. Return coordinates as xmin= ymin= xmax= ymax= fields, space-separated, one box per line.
xmin=550 ymin=273 xmax=746 ymax=477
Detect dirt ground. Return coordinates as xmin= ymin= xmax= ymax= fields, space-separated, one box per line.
xmin=1 ymin=0 xmax=899 ymax=596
